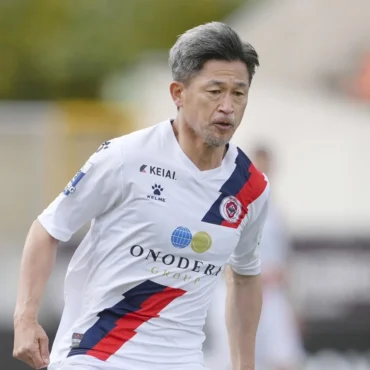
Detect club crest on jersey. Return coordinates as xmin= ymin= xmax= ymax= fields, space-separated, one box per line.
xmin=220 ymin=196 xmax=242 ymax=223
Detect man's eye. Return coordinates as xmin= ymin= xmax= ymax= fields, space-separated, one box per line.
xmin=234 ymin=91 xmax=244 ymax=97
xmin=208 ymin=90 xmax=221 ymax=95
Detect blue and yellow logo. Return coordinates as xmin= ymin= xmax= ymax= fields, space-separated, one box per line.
xmin=171 ymin=227 xmax=212 ymax=254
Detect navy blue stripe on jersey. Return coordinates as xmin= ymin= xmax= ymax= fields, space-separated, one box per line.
xmin=67 ymin=280 xmax=168 ymax=358
xmin=202 ymin=148 xmax=252 ymax=226
xmin=67 ymin=280 xmax=185 ymax=361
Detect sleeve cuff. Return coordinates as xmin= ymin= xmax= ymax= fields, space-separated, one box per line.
xmin=37 ymin=214 xmax=71 ymax=242
xmin=228 ymin=263 xmax=261 ymax=276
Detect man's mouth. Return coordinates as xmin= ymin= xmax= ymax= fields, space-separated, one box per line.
xmin=213 ymin=121 xmax=233 ymax=130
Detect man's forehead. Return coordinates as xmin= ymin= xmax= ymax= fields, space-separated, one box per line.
xmin=198 ymin=60 xmax=249 ymax=79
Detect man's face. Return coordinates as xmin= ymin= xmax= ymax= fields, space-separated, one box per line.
xmin=178 ymin=60 xmax=250 ymax=147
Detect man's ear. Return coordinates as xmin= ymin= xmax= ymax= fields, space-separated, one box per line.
xmin=170 ymin=81 xmax=185 ymax=109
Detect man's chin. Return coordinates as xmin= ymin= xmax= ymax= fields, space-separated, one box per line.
xmin=204 ymin=135 xmax=230 ymax=148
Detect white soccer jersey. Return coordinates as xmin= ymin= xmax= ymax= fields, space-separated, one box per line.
xmin=39 ymin=119 xmax=269 ymax=370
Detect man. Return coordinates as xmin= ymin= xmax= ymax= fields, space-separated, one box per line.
xmin=13 ymin=22 xmax=269 ymax=370
xmin=253 ymin=147 xmax=304 ymax=370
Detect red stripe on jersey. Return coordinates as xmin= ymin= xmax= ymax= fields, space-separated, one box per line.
xmin=86 ymin=286 xmax=186 ymax=361
xmin=221 ymin=164 xmax=267 ymax=229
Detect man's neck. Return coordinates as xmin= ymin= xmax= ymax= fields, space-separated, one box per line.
xmin=172 ymin=118 xmax=226 ymax=171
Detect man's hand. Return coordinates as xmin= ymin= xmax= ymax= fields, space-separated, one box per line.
xmin=13 ymin=317 xmax=50 ymax=369
xmin=13 ymin=220 xmax=58 ymax=368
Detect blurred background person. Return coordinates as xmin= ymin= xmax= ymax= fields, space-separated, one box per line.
xmin=203 ymin=146 xmax=305 ymax=370
xmin=252 ymin=146 xmax=305 ymax=370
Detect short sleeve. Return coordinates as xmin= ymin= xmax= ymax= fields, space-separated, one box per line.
xmin=227 ymin=185 xmax=270 ymax=276
xmin=38 ymin=139 xmax=123 ymax=242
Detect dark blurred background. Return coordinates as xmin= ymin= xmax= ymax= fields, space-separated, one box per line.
xmin=1 ymin=1 xmax=369 ymax=369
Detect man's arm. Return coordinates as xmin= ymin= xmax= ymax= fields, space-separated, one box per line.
xmin=225 ymin=266 xmax=262 ymax=370
xmin=13 ymin=220 xmax=59 ymax=369
xmin=13 ymin=140 xmax=124 ymax=369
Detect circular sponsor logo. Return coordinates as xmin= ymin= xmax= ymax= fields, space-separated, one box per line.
xmin=220 ymin=196 xmax=242 ymax=223
xmin=171 ymin=226 xmax=192 ymax=248
xmin=191 ymin=231 xmax=212 ymax=254
xmin=171 ymin=227 xmax=213 ymax=253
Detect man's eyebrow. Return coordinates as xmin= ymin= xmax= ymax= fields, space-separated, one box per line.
xmin=235 ymin=81 xmax=248 ymax=88
xmin=206 ymin=80 xmax=248 ymax=88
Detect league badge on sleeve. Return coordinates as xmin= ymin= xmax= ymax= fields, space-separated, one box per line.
xmin=63 ymin=162 xmax=94 ymax=196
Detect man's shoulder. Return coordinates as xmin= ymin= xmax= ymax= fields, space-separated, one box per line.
xmin=88 ymin=122 xmax=166 ymax=170
xmin=108 ymin=120 xmax=167 ymax=151
xmin=230 ymin=145 xmax=269 ymax=207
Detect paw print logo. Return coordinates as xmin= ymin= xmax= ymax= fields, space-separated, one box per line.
xmin=96 ymin=141 xmax=111 ymax=153
xmin=152 ymin=184 xmax=163 ymax=196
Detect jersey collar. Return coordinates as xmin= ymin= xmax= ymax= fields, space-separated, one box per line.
xmin=164 ymin=119 xmax=237 ymax=180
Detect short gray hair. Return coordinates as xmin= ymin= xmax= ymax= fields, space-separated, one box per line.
xmin=169 ymin=22 xmax=259 ymax=86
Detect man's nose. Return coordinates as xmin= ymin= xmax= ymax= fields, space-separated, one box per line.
xmin=218 ymin=94 xmax=234 ymax=115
